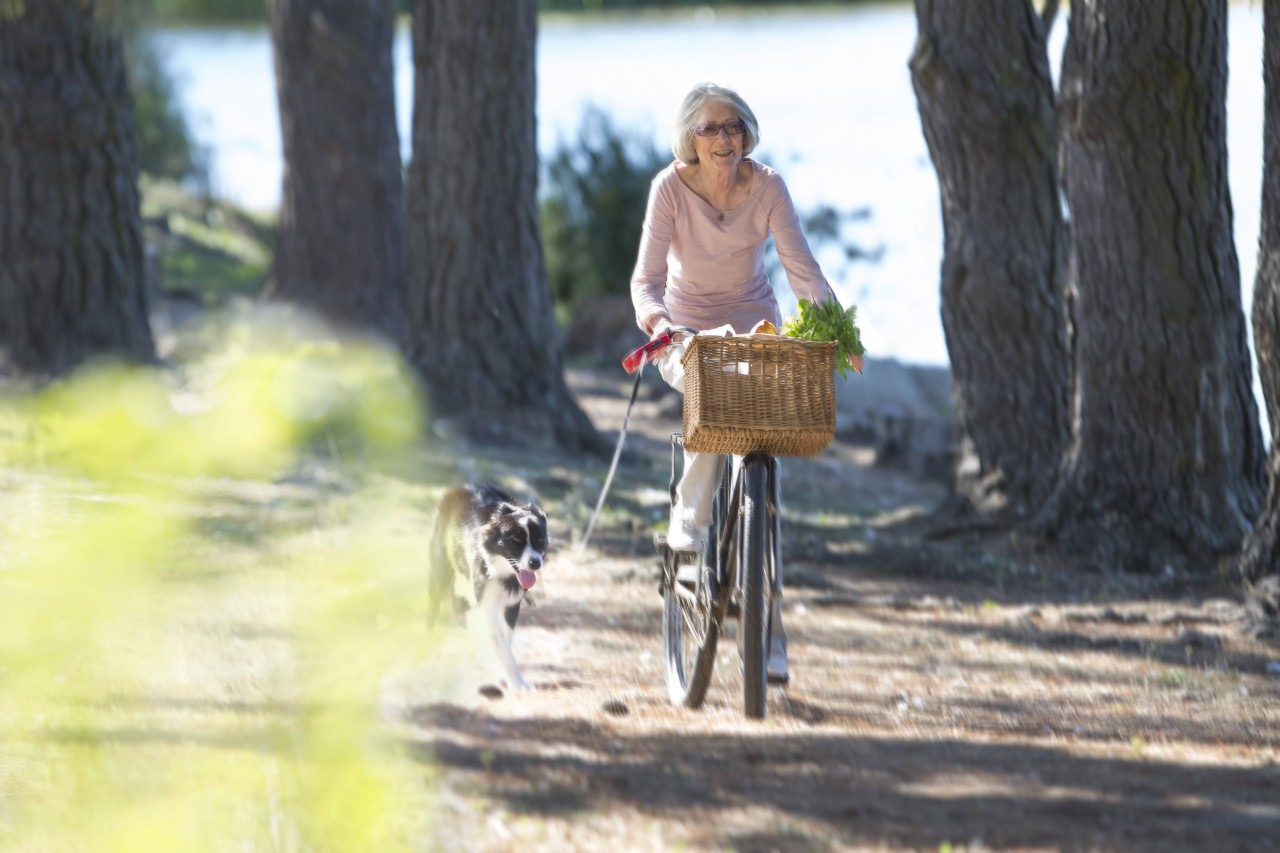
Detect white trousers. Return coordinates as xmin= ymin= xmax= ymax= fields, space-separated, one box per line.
xmin=656 ymin=341 xmax=722 ymax=527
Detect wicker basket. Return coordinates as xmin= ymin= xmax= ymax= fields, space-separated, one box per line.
xmin=681 ymin=335 xmax=838 ymax=457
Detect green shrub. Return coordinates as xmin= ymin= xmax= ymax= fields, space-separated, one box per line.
xmin=539 ymin=105 xmax=669 ymax=321
xmin=127 ymin=33 xmax=206 ymax=185
xmin=141 ymin=0 xmax=267 ymax=23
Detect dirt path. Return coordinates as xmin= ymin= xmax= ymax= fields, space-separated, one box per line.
xmin=403 ymin=369 xmax=1280 ymax=853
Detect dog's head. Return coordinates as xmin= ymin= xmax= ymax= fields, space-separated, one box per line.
xmin=482 ymin=500 xmax=548 ymax=591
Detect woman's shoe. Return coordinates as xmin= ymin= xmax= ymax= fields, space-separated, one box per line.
xmin=666 ymin=514 xmax=704 ymax=552
xmin=666 ymin=503 xmax=704 ymax=552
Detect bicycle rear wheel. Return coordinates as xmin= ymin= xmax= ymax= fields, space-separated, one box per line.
xmin=662 ymin=546 xmax=719 ymax=707
xmin=739 ymin=456 xmax=770 ymax=719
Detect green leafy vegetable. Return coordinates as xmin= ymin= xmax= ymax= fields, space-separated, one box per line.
xmin=782 ymin=299 xmax=866 ymax=377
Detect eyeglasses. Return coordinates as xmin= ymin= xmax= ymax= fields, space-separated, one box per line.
xmin=693 ymin=119 xmax=746 ymax=138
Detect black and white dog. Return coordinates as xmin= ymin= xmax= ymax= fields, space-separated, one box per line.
xmin=426 ymin=483 xmax=548 ymax=693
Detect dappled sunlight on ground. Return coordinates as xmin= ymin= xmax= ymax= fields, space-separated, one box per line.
xmin=399 ymin=365 xmax=1280 ymax=853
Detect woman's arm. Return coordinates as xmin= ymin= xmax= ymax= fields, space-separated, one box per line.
xmin=766 ymin=173 xmax=839 ymax=307
xmin=769 ymin=176 xmax=865 ymax=371
xmin=630 ymin=173 xmax=677 ymax=335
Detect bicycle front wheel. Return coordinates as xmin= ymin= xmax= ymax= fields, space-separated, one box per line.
xmin=739 ymin=456 xmax=770 ymax=719
xmin=663 ymin=547 xmax=719 ymax=708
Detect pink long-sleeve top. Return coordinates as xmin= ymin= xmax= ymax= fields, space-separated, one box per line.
xmin=630 ymin=158 xmax=837 ymax=336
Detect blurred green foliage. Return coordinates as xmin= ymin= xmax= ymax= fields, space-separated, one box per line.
xmin=127 ymin=31 xmax=204 ymax=185
xmin=136 ymin=0 xmax=271 ymax=23
xmin=140 ymin=177 xmax=276 ymax=298
xmin=126 ymin=16 xmax=275 ymax=299
xmin=0 ymin=314 xmax=443 ymax=852
xmin=540 ymin=105 xmax=669 ymax=322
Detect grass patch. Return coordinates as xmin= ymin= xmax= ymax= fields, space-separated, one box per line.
xmin=141 ymin=177 xmax=276 ymax=299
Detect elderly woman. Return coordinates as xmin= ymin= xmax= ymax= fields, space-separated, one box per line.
xmin=631 ymin=81 xmax=842 ymax=683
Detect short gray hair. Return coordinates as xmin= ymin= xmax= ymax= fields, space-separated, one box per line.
xmin=671 ymin=82 xmax=759 ymax=165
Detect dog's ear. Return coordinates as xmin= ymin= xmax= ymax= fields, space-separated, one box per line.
xmin=523 ymin=502 xmax=546 ymax=526
xmin=495 ymin=501 xmax=522 ymax=519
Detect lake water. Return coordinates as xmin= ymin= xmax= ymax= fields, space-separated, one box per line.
xmin=152 ymin=4 xmax=1265 ymax=369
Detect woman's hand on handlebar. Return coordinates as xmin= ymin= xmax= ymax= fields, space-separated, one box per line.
xmin=651 ymin=318 xmax=695 ymax=344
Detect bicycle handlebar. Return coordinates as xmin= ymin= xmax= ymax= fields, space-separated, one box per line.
xmin=621 ymin=326 xmax=698 ymax=374
xmin=621 ymin=333 xmax=673 ymax=374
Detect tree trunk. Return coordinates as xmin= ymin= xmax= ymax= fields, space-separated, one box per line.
xmin=1041 ymin=0 xmax=1264 ymax=572
xmin=1238 ymin=0 xmax=1280 ymax=625
xmin=265 ymin=0 xmax=405 ymax=340
xmin=910 ymin=0 xmax=1070 ymax=521
xmin=0 ymin=1 xmax=154 ymax=376
xmin=406 ymin=0 xmax=602 ymax=453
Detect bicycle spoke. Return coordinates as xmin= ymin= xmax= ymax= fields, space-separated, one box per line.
xmin=680 ymin=600 xmax=707 ymax=648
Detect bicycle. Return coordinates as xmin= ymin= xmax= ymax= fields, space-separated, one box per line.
xmin=626 ymin=329 xmax=838 ymax=720
xmin=658 ymin=436 xmax=781 ymax=718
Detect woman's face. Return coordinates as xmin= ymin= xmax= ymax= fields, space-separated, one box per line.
xmin=691 ymin=101 xmax=744 ymax=168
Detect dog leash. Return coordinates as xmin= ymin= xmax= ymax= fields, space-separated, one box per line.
xmin=577 ymin=332 xmax=676 ymax=554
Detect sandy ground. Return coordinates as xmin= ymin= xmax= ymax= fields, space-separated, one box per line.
xmin=394 ymin=368 xmax=1280 ymax=853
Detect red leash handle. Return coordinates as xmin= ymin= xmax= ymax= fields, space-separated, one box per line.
xmin=621 ymin=333 xmax=673 ymax=374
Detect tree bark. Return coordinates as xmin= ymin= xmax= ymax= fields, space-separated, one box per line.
xmin=0 ymin=1 xmax=154 ymax=376
xmin=910 ymin=0 xmax=1070 ymax=521
xmin=1238 ymin=0 xmax=1280 ymax=625
xmin=266 ymin=0 xmax=405 ymax=340
xmin=406 ymin=0 xmax=603 ymax=452
xmin=1041 ymin=0 xmax=1264 ymax=571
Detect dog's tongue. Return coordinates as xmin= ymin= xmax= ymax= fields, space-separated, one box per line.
xmin=518 ymin=569 xmax=537 ymax=590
